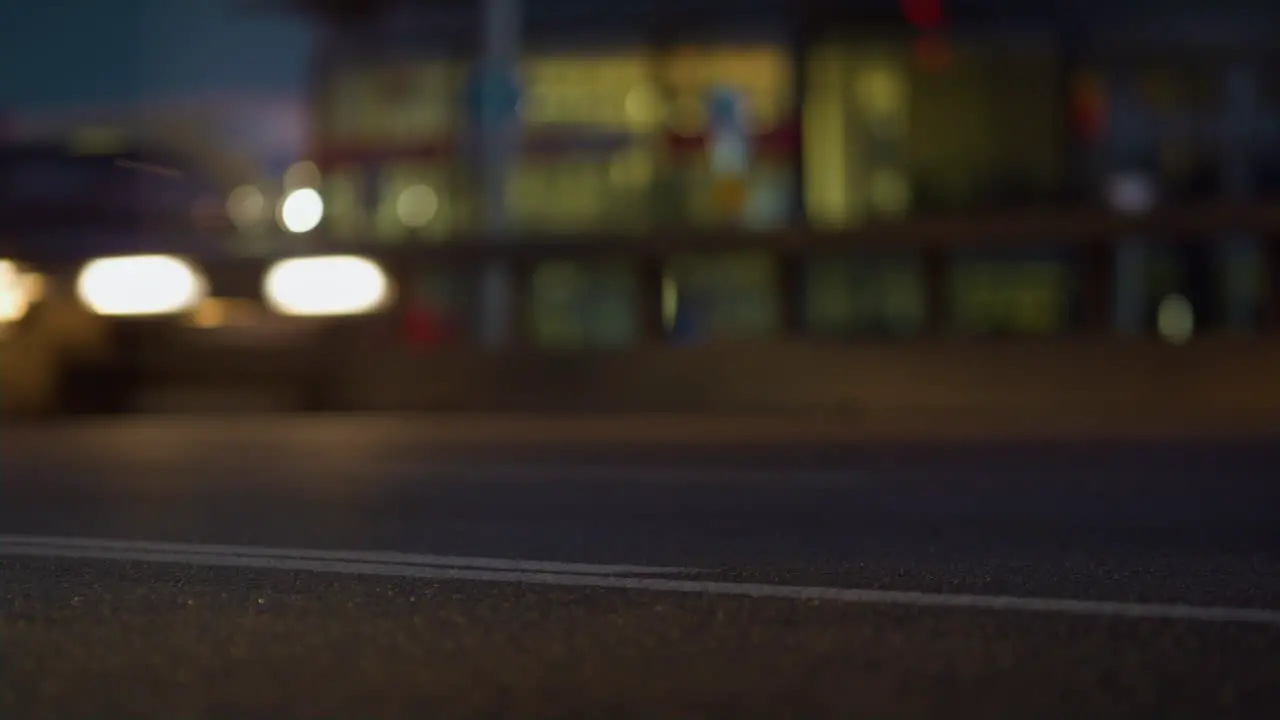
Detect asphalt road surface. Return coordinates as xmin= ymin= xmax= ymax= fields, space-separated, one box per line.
xmin=2 ymin=417 xmax=1279 ymax=719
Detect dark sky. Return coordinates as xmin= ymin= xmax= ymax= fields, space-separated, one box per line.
xmin=1 ymin=0 xmax=312 ymax=111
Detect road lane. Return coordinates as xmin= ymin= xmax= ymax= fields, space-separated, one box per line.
xmin=3 ymin=420 xmax=1277 ymax=604
xmin=3 ymin=558 xmax=1280 ymax=720
xmin=0 ymin=534 xmax=697 ymax=575
xmin=2 ymin=417 xmax=1279 ymax=718
xmin=4 ymin=535 xmax=1280 ymax=626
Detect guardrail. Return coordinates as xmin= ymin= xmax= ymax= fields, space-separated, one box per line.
xmin=4 ymin=202 xmax=1280 ymax=418
xmin=205 ymin=202 xmax=1280 ymax=341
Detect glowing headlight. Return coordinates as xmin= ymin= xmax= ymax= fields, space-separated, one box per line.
xmin=0 ymin=259 xmax=31 ymax=323
xmin=278 ymin=187 xmax=324 ymax=233
xmin=262 ymin=255 xmax=392 ymax=317
xmin=75 ymin=255 xmax=207 ymax=317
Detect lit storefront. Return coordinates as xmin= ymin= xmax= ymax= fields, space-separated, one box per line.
xmin=284 ymin=0 xmax=1280 ymax=346
xmin=308 ymin=43 xmax=801 ymax=346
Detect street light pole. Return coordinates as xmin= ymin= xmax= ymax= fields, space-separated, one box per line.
xmin=1101 ymin=73 xmax=1157 ymax=336
xmin=475 ymin=0 xmax=522 ymax=347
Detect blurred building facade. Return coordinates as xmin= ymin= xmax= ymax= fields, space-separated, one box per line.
xmin=276 ymin=0 xmax=1280 ymax=346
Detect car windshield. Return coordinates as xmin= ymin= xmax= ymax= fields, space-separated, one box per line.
xmin=0 ymin=151 xmax=106 ymax=207
xmin=1 ymin=148 xmax=212 ymax=220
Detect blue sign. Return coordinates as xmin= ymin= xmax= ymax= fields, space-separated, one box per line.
xmin=706 ymin=86 xmax=747 ymax=134
xmin=706 ymin=86 xmax=750 ymax=177
xmin=465 ymin=67 xmax=522 ymax=127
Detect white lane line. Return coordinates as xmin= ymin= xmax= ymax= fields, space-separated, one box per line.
xmin=381 ymin=464 xmax=854 ymax=484
xmin=0 ymin=462 xmax=857 ymax=486
xmin=0 ymin=535 xmax=694 ymax=576
xmin=3 ymin=540 xmax=1280 ymax=627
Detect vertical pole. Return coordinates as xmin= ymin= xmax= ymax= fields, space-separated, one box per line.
xmin=777 ymin=252 xmax=806 ymax=338
xmin=1113 ymin=234 xmax=1148 ymax=335
xmin=921 ymin=247 xmax=948 ymax=335
xmin=476 ymin=0 xmax=522 ymax=348
xmin=637 ymin=255 xmax=666 ymax=343
xmin=780 ymin=19 xmax=811 ymax=340
xmin=1054 ymin=12 xmax=1086 ymax=200
xmin=1103 ymin=73 xmax=1151 ymax=336
xmin=1220 ymin=62 xmax=1260 ymax=332
xmin=790 ymin=16 xmax=811 ymax=229
xmin=1077 ymin=237 xmax=1115 ymax=333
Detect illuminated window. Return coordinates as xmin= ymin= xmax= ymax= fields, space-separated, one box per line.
xmin=668 ymin=96 xmax=706 ymax=135
xmin=530 ymin=262 xmax=585 ymax=348
xmin=806 ymin=262 xmax=857 ymax=333
xmin=507 ymin=53 xmax=661 ymax=232
xmin=802 ymin=47 xmax=853 ymax=228
xmin=853 ymin=60 xmax=911 ymax=221
xmin=659 ymin=46 xmax=791 ymax=133
xmin=949 ymin=259 xmax=1070 ymax=335
xmin=529 ymin=261 xmax=638 ymax=349
xmin=801 ymin=46 xmax=911 ymax=226
xmin=666 ymin=253 xmax=781 ymax=341
xmin=800 ymin=41 xmax=1079 ymax=337
xmin=867 ymin=169 xmax=911 ymax=217
xmin=521 ymin=55 xmax=653 ymax=130
xmin=322 ymin=62 xmax=461 ymax=155
xmin=855 ymin=64 xmax=909 ymax=140
xmin=508 ymin=161 xmax=609 ymax=231
xmin=909 ymin=42 xmax=1061 ymax=212
xmin=806 ymin=257 xmax=926 ymax=337
xmin=608 ymin=147 xmax=655 ymax=189
xmin=624 ymin=84 xmax=663 ymax=131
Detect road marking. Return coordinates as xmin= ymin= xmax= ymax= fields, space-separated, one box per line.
xmin=0 ymin=460 xmax=858 ymax=486
xmin=0 ymin=535 xmax=694 ymax=576
xmin=379 ymin=462 xmax=856 ymax=485
xmin=3 ymin=535 xmax=1280 ymax=626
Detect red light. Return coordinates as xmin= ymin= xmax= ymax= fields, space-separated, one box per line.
xmin=403 ymin=300 xmax=459 ymax=347
xmin=901 ymin=0 xmax=945 ymax=30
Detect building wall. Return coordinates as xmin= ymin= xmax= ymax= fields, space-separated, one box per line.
xmin=299 ymin=32 xmax=1280 ymax=347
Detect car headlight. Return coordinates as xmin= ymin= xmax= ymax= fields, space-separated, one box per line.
xmin=0 ymin=259 xmax=32 ymax=323
xmin=278 ymin=187 xmax=324 ymax=233
xmin=262 ymin=255 xmax=392 ymax=317
xmin=75 ymin=254 xmax=208 ymax=317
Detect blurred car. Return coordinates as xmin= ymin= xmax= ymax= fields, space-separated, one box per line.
xmin=0 ymin=141 xmax=393 ymax=414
